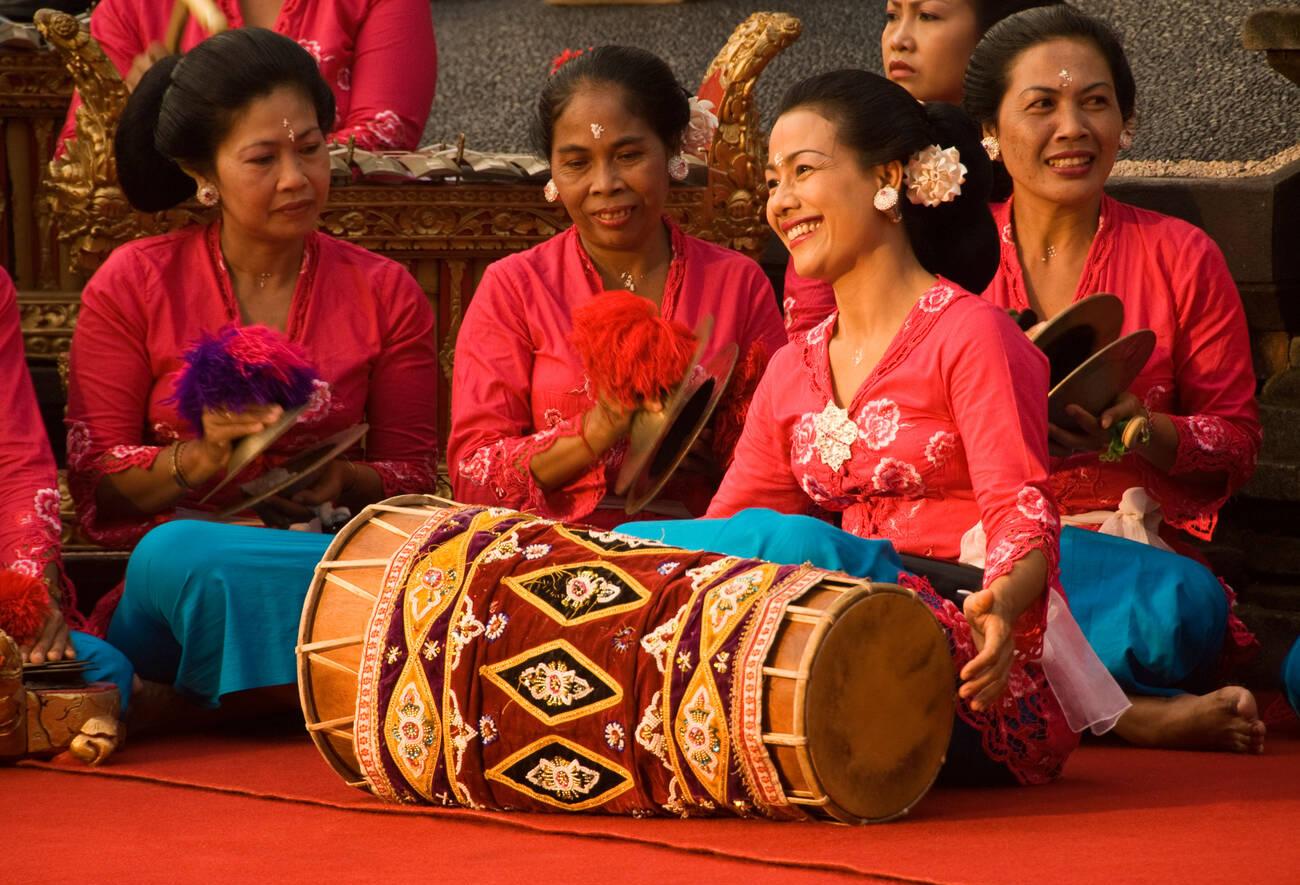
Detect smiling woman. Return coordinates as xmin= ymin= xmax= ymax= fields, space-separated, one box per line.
xmin=447 ymin=46 xmax=787 ymax=527
xmin=970 ymin=6 xmax=1266 ymax=754
xmin=783 ymin=0 xmax=1060 ymax=337
xmin=63 ymin=28 xmax=441 ymax=726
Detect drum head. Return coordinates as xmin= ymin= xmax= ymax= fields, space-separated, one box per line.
xmin=804 ymin=589 xmax=954 ymax=823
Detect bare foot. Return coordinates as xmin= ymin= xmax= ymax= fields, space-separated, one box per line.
xmin=1114 ymin=687 xmax=1266 ymax=753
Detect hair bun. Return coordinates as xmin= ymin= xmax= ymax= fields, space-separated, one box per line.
xmin=115 ymin=55 xmax=198 ymax=212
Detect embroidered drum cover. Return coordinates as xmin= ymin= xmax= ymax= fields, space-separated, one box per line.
xmin=351 ymin=504 xmax=829 ymax=818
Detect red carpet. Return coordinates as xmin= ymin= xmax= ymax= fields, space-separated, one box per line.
xmin=9 ymin=723 xmax=1300 ymax=884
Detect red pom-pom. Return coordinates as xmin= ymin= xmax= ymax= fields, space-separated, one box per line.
xmin=0 ymin=569 xmax=51 ymax=644
xmin=571 ymin=291 xmax=697 ymax=410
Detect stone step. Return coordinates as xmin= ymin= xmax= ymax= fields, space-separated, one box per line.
xmin=1234 ymin=603 xmax=1300 ymax=690
xmin=1238 ymin=583 xmax=1300 ymax=612
xmin=1242 ymin=459 xmax=1300 ymax=501
xmin=1212 ymin=528 xmax=1300 ymax=578
xmin=1259 ymin=403 xmax=1300 ymax=461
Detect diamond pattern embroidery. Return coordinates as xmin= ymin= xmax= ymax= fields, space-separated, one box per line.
xmin=505 ymin=562 xmax=649 ymax=626
xmin=674 ymin=668 xmax=730 ymax=805
xmin=486 ymin=736 xmax=633 ymax=811
xmin=481 ymin=640 xmax=623 ymax=726
xmin=383 ymin=666 xmax=441 ymax=800
xmin=699 ymin=564 xmax=776 ymax=657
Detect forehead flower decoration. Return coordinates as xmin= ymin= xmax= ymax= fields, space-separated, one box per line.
xmin=282 ymin=117 xmax=295 ymax=142
xmin=904 ymin=145 xmax=967 ymax=207
xmin=590 ymin=123 xmax=605 ymax=139
xmin=1058 ymin=68 xmax=1072 ymax=89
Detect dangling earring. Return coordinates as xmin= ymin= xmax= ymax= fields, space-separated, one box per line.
xmin=543 ymin=179 xmax=559 ymax=203
xmin=981 ymin=135 xmax=1001 ymax=161
xmin=1118 ymin=129 xmax=1134 ymax=150
xmin=873 ymin=185 xmax=901 ymax=222
xmin=667 ymin=153 xmax=689 ymax=181
xmin=197 ymin=184 xmax=220 ymax=207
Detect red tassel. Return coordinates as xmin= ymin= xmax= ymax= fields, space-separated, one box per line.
xmin=571 ymin=291 xmax=697 ymax=410
xmin=0 ymin=569 xmax=51 ymax=645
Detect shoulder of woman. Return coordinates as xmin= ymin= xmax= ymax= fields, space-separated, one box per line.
xmin=83 ymin=228 xmax=202 ymax=304
xmin=938 ymin=291 xmax=1044 ymax=362
xmin=1109 ymin=197 xmax=1219 ymax=255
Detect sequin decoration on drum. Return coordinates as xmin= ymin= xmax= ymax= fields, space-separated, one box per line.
xmin=674 ymin=668 xmax=730 ymax=805
xmin=504 ymin=561 xmax=650 ymax=626
xmin=487 ymin=736 xmax=634 ymax=811
xmin=482 ymin=640 xmax=623 ymax=726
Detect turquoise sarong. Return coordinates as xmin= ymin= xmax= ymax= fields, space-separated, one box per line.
xmin=619 ymin=509 xmax=1228 ymax=699
xmin=106 ymin=520 xmax=331 ymax=708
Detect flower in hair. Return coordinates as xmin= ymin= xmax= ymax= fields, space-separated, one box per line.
xmin=904 ymin=145 xmax=967 ymax=208
xmin=682 ymin=97 xmax=718 ymax=156
xmin=549 ymin=47 xmax=593 ymax=76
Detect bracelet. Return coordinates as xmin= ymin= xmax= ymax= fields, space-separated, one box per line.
xmin=171 ymin=440 xmax=196 ymax=491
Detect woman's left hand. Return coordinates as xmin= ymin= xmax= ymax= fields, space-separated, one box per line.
xmin=959 ymin=588 xmax=1016 ymax=712
xmin=1048 ymin=391 xmax=1146 ymax=452
xmin=21 ymin=575 xmax=74 ymax=665
xmin=290 ymin=458 xmax=357 ymax=508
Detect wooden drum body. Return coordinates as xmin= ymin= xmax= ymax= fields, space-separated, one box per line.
xmin=299 ymin=496 xmax=954 ymax=822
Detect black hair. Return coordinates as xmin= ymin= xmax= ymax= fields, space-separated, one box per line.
xmin=972 ymin=0 xmax=1063 ymax=35
xmin=115 ymin=28 xmax=335 ymax=212
xmin=531 ymin=45 xmax=691 ymax=160
xmin=777 ymin=70 xmax=998 ymax=293
xmin=963 ymin=4 xmax=1137 ymax=128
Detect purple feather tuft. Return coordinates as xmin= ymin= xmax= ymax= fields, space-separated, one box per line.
xmin=168 ymin=324 xmax=320 ymax=433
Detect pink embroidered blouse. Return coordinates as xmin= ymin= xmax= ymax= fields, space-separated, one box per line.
xmin=65 ymin=223 xmax=440 ymax=548
xmin=56 ymin=0 xmax=437 ymax=153
xmin=983 ymin=196 xmax=1261 ymax=540
xmin=709 ymin=281 xmax=1061 ymax=594
xmin=448 ymin=222 xmax=788 ymax=526
xmin=0 ymin=270 xmax=62 ymax=584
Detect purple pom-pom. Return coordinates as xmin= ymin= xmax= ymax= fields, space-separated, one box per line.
xmin=168 ymin=324 xmax=320 ymax=433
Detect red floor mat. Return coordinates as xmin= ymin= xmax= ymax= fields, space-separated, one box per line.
xmin=10 ymin=724 xmax=1300 ymax=884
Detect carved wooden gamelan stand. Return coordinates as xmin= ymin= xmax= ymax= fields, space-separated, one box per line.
xmin=0 ymin=630 xmax=121 ymax=764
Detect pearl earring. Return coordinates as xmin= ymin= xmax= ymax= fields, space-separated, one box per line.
xmin=198 ymin=184 xmax=220 ymax=207
xmin=543 ymin=179 xmax=559 ymax=203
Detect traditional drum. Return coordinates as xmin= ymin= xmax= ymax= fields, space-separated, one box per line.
xmin=298 ymin=496 xmax=955 ymax=823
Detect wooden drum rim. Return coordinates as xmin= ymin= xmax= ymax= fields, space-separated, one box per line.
xmin=296 ymin=493 xmax=456 ymax=787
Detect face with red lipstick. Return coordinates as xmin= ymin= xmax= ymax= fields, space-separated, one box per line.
xmin=549 ymin=84 xmax=673 ymax=253
xmin=764 ymin=108 xmax=900 ymax=283
xmin=197 ymin=85 xmax=330 ymax=244
xmin=881 ymin=0 xmax=980 ymax=104
xmin=989 ymin=38 xmax=1126 ymax=207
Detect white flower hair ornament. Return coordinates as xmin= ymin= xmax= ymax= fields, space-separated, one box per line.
xmin=904 ymin=145 xmax=967 ymax=208
xmin=682 ymin=97 xmax=719 ymax=156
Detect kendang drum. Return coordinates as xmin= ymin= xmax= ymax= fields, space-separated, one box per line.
xmin=298 ymin=496 xmax=955 ymax=823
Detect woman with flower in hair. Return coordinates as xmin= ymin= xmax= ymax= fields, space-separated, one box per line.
xmin=966 ymin=5 xmax=1268 ymax=752
xmin=448 ymin=46 xmax=786 ymax=527
xmin=624 ymin=70 xmax=1129 ymax=786
xmin=55 ymin=0 xmax=437 ymax=155
xmin=783 ymin=0 xmax=1060 ymax=336
xmin=65 ymin=29 xmax=438 ymax=717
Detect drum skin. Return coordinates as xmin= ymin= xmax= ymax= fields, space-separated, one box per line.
xmin=299 ymin=496 xmax=954 ymax=821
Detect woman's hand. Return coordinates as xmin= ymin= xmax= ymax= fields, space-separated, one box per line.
xmin=958 ymin=588 xmax=1016 ymax=712
xmin=21 ymin=569 xmax=74 ymax=665
xmin=125 ymin=42 xmax=169 ymax=92
xmin=1048 ymin=391 xmax=1145 ymax=453
xmin=291 ymin=459 xmax=358 ymax=508
xmin=193 ymin=404 xmax=284 ymax=477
